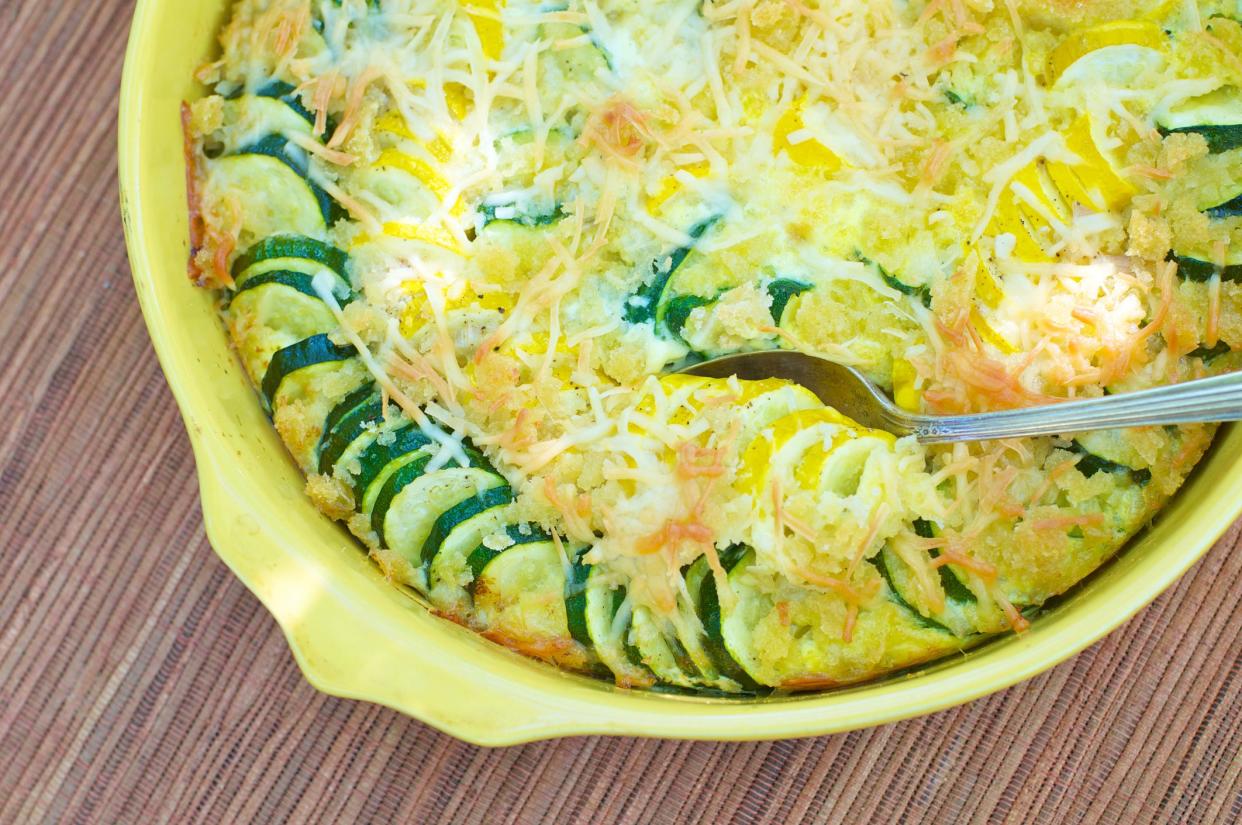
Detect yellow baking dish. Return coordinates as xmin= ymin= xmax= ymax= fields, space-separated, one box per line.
xmin=118 ymin=0 xmax=1242 ymax=745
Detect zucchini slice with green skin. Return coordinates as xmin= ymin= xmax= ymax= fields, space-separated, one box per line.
xmin=419 ymin=485 xmax=515 ymax=567
xmin=628 ymin=606 xmax=703 ymax=689
xmin=316 ymin=387 xmax=386 ymax=474
xmin=685 ymin=548 xmax=766 ymax=693
xmin=254 ymin=80 xmax=319 ymax=129
xmin=624 ymin=215 xmax=721 ymax=326
xmin=237 ymin=135 xmax=343 ymax=226
xmin=1156 ymin=86 xmax=1242 ymax=154
xmin=369 ymin=452 xmax=493 ymax=546
xmin=1188 ymin=340 xmax=1232 ymax=363
xmin=1205 ymin=194 xmax=1242 ymax=220
xmin=662 ymin=294 xmax=716 ymax=345
xmin=478 ymin=201 xmax=565 ymax=227
xmin=868 ymin=549 xmax=956 ymax=635
xmin=220 ymin=95 xmax=316 ymax=151
xmin=1171 ymin=253 xmax=1242 ymax=283
xmin=557 ymin=544 xmax=614 ymax=679
xmin=539 ymin=19 xmax=614 ymax=77
xmin=563 ymin=545 xmax=594 ymax=648
xmin=465 ymin=523 xmax=554 ymax=582
xmin=225 ymin=82 xmax=318 ymax=129
xmin=470 ymin=535 xmax=576 ymax=651
xmin=1069 ymin=439 xmax=1152 ymax=485
xmin=716 ymin=548 xmax=769 ymax=685
xmin=427 ymin=505 xmax=516 ymax=602
xmin=944 ymin=89 xmax=973 ymax=108
xmin=350 ymin=425 xmax=435 ymax=511
xmin=584 ymin=569 xmax=653 ymax=684
xmin=720 ymin=550 xmax=968 ymax=687
xmin=653 ymin=274 xmax=813 ymax=344
xmin=379 ymin=466 xmax=508 ymax=585
xmin=237 ymin=263 xmax=351 ymax=305
xmin=319 ymin=384 xmax=376 ymax=446
xmin=260 ymin=334 xmax=356 ymax=412
xmin=1165 ymin=125 xmax=1242 ymax=154
xmin=914 ymin=518 xmax=977 ymax=605
xmin=233 ymin=234 xmax=351 ymax=283
xmin=206 ymin=154 xmax=328 ymax=240
xmin=233 ymin=269 xmax=351 ymax=306
xmin=859 ymin=254 xmax=931 ymax=308
xmin=766 ymin=277 xmax=813 ymax=325
xmin=228 ymin=274 xmax=339 ymax=342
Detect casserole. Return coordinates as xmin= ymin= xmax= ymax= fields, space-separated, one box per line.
xmin=120 ymin=0 xmax=1242 ymax=743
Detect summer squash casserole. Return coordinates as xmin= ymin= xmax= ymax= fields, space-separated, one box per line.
xmin=182 ymin=0 xmax=1242 ymax=693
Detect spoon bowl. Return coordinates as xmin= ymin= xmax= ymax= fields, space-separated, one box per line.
xmin=678 ymin=350 xmax=1242 ymax=443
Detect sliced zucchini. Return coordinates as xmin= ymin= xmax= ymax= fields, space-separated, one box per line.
xmin=234 ymin=269 xmax=350 ymax=305
xmin=867 ymin=549 xmax=956 ymax=635
xmin=260 ymin=334 xmax=356 ymax=412
xmin=465 ymin=523 xmax=553 ymax=582
xmin=254 ymin=80 xmax=319 ymax=129
xmin=944 ymin=89 xmax=972 ymax=108
xmin=370 ymin=455 xmax=495 ymax=550
xmin=715 ymin=548 xmax=768 ymax=686
xmin=232 ymin=234 xmax=351 ymax=283
xmin=419 ymin=484 xmax=515 ymax=567
xmin=320 ymin=384 xmax=374 ymax=441
xmin=914 ymin=518 xmax=977 ymax=606
xmin=378 ymin=465 xmax=507 ymax=587
xmin=1206 ymin=193 xmax=1242 ymax=220
xmin=427 ymin=505 xmax=516 ymax=602
xmin=584 ymin=569 xmax=653 ymax=684
xmin=1069 ymin=439 xmax=1152 ymax=485
xmin=766 ymin=277 xmax=813 ymax=325
xmin=685 ymin=548 xmax=765 ymax=692
xmin=228 ymin=273 xmax=339 ymax=339
xmin=628 ymin=606 xmax=703 ymax=689
xmin=237 ymin=135 xmax=342 ymax=226
xmin=1156 ymin=86 xmax=1242 ymax=154
xmin=478 ymin=201 xmax=565 ymax=227
xmin=540 ymin=19 xmax=613 ymax=79
xmin=859 ymin=254 xmax=931 ymax=308
xmin=558 ymin=544 xmax=613 ymax=679
xmin=719 ymin=549 xmax=963 ymax=688
xmin=563 ymin=544 xmax=593 ymax=648
xmin=662 ymin=275 xmax=812 ymax=352
xmin=470 ymin=535 xmax=574 ymax=649
xmin=206 ymin=154 xmax=327 ymax=240
xmin=624 ymin=215 xmax=720 ymax=326
xmin=350 ymin=424 xmax=435 ymax=512
xmin=1188 ymin=340 xmax=1232 ymax=363
xmin=1171 ymin=252 xmax=1242 ymax=283
xmin=925 ymin=550 xmax=978 ymax=608
xmin=316 ymin=387 xmax=386 ymax=474
xmin=221 ymin=95 xmax=316 ymax=151
xmin=1164 ymin=124 xmax=1242 ymax=155
xmin=661 ymin=294 xmax=715 ymax=345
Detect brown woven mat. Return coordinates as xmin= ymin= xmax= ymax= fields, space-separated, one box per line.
xmin=1 ymin=2 xmax=1239 ymax=823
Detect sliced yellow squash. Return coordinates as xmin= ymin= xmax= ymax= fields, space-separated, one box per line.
xmin=1046 ymin=20 xmax=1166 ymax=85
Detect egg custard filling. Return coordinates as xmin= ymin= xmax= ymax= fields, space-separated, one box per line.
xmin=185 ymin=0 xmax=1242 ymax=692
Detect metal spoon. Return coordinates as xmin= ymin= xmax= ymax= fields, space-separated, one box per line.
xmin=677 ymin=350 xmax=1242 ymax=444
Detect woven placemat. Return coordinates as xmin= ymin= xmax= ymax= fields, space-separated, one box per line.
xmin=0 ymin=2 xmax=1238 ymax=822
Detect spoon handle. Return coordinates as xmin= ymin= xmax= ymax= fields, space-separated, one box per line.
xmin=909 ymin=371 xmax=1242 ymax=444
